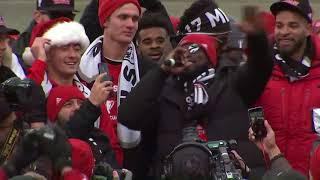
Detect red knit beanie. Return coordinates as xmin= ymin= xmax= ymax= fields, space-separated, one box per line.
xmin=98 ymin=0 xmax=141 ymax=27
xmin=179 ymin=34 xmax=218 ymax=67
xmin=69 ymin=138 xmax=95 ymax=178
xmin=46 ymin=86 xmax=85 ymax=122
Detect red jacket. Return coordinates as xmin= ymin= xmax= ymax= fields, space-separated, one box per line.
xmin=256 ymin=35 xmax=320 ymax=175
xmin=28 ymin=60 xmax=123 ymax=165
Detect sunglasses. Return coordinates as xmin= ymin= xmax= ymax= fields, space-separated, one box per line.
xmin=187 ymin=43 xmax=201 ymax=54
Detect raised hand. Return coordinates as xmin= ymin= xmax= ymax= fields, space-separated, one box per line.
xmin=248 ymin=120 xmax=281 ymax=159
xmin=160 ymin=47 xmax=192 ymax=75
xmin=89 ymin=73 xmax=113 ymax=107
xmin=30 ymin=37 xmax=51 ymax=61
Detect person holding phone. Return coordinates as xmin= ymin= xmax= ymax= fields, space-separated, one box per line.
xmin=249 ymin=120 xmax=308 ymax=180
xmin=255 ymin=0 xmax=320 ymax=176
xmin=26 ymin=17 xmax=123 ymax=166
xmin=78 ymin=0 xmax=175 ymax=178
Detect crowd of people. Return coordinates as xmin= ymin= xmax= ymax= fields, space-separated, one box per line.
xmin=0 ymin=0 xmax=320 ymax=179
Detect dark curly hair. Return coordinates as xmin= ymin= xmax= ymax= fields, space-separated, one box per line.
xmin=136 ymin=11 xmax=171 ymax=41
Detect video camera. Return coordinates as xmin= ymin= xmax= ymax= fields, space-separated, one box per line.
xmin=162 ymin=126 xmax=243 ymax=180
xmin=0 ymin=77 xmax=34 ymax=111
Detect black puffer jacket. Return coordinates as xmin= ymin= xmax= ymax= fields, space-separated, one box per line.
xmin=118 ymin=32 xmax=273 ymax=179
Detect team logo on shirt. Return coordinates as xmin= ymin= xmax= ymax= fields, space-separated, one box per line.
xmin=106 ymin=100 xmax=115 ymax=114
xmin=56 ymin=98 xmax=62 ymax=105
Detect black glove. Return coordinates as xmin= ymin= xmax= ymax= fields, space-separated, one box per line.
xmin=39 ymin=126 xmax=72 ymax=173
xmin=2 ymin=129 xmax=40 ymax=177
xmin=93 ymin=162 xmax=125 ymax=180
xmin=93 ymin=162 xmax=113 ymax=179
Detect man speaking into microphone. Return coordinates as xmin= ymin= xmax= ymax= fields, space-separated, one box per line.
xmin=118 ymin=2 xmax=274 ymax=180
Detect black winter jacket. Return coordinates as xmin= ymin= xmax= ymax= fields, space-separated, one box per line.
xmin=65 ymin=99 xmax=119 ymax=168
xmin=121 ymin=54 xmax=158 ymax=180
xmin=118 ymin=32 xmax=273 ymax=179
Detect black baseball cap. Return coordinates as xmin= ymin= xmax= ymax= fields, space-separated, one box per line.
xmin=36 ymin=0 xmax=78 ymax=12
xmin=270 ymin=0 xmax=312 ymax=23
xmin=0 ymin=16 xmax=19 ymax=35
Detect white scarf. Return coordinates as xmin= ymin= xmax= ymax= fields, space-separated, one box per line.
xmin=78 ymin=36 xmax=142 ymax=148
xmin=41 ymin=73 xmax=91 ymax=98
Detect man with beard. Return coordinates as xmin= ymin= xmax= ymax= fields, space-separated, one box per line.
xmin=118 ymin=9 xmax=273 ymax=178
xmin=0 ymin=16 xmax=22 ymax=83
xmin=255 ymin=0 xmax=320 ymax=176
xmin=127 ymin=0 xmax=270 ymax=178
xmin=136 ymin=12 xmax=173 ymax=62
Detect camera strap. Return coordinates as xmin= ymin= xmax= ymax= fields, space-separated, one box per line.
xmin=0 ymin=125 xmax=21 ymax=164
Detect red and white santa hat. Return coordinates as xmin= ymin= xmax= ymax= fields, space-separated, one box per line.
xmin=23 ymin=17 xmax=89 ymax=66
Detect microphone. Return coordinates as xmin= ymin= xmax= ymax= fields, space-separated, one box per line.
xmin=163 ymin=58 xmax=181 ymax=67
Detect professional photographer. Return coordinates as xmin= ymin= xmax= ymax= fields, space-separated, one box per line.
xmin=162 ymin=125 xmax=245 ymax=180
xmin=0 ymin=77 xmax=49 ymax=178
xmin=0 ymin=125 xmax=91 ymax=180
xmin=0 ymin=77 xmax=46 ymax=129
xmin=118 ymin=5 xmax=273 ymax=178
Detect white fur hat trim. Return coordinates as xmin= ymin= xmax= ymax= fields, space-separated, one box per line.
xmin=22 ymin=21 xmax=89 ymax=65
xmin=43 ymin=21 xmax=89 ymax=50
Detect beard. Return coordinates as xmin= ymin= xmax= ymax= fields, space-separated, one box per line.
xmin=180 ymin=62 xmax=210 ymax=80
xmin=277 ymin=37 xmax=306 ymax=58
